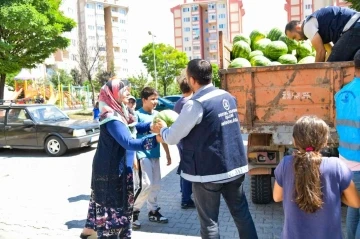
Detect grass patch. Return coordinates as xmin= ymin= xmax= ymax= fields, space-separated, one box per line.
xmin=67 ymin=110 xmax=93 ymax=120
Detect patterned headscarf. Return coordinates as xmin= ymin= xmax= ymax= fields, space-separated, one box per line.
xmin=98 ymin=79 xmax=135 ymax=125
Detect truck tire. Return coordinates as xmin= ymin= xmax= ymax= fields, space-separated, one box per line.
xmin=45 ymin=136 xmax=67 ymax=157
xmin=251 ymin=175 xmax=272 ymax=204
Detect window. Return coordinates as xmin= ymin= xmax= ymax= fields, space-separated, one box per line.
xmin=120 ymin=19 xmax=126 ymax=24
xmin=122 ymin=49 xmax=127 ymax=53
xmin=208 ymin=3 xmax=216 ymax=9
xmin=184 ymin=17 xmax=190 ymax=22
xmin=184 ymin=37 xmax=189 ymax=42
xmin=7 ymin=109 xmax=30 ymax=124
xmin=184 ymin=47 xmax=192 ymax=51
xmin=218 ymin=4 xmax=226 ymax=8
xmin=210 ymin=14 xmax=216 ymax=20
xmin=188 ymin=56 xmax=192 ymax=60
xmin=88 ymin=25 xmax=95 ymax=30
xmin=122 ymin=58 xmax=128 ymax=62
xmin=193 ymin=45 xmax=200 ymax=51
xmin=114 ymin=47 xmax=120 ymax=52
xmin=97 ymin=4 xmax=103 ymax=10
xmin=0 ymin=109 xmax=5 ymax=124
xmin=121 ymin=39 xmax=127 ymax=43
xmin=97 ymin=26 xmax=104 ymax=31
xmin=219 ymin=24 xmax=225 ymax=29
xmin=205 ymin=28 xmax=209 ymax=33
xmin=71 ymin=39 xmax=76 ymax=46
xmin=193 ymin=27 xmax=200 ymax=39
xmin=87 ymin=14 xmax=94 ymax=19
xmin=112 ymin=7 xmax=117 ymax=12
xmin=183 ymin=7 xmax=190 ymax=12
xmin=218 ymin=14 xmax=226 ymax=19
xmin=210 ymin=44 xmax=217 ymax=50
xmin=192 ymin=15 xmax=199 ymax=21
xmin=194 ymin=55 xmax=201 ymax=59
xmin=89 ymin=36 xmax=96 ymax=40
xmin=192 ymin=5 xmax=199 ymax=11
xmin=86 ymin=3 xmax=94 ymax=9
xmin=99 ymin=47 xmax=106 ymax=51
xmin=71 ymin=54 xmax=77 ymax=61
xmin=119 ymin=9 xmax=126 ymax=14
xmin=184 ymin=27 xmax=191 ymax=32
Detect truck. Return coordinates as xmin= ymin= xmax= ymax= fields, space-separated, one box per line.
xmin=218 ymin=31 xmax=355 ymax=204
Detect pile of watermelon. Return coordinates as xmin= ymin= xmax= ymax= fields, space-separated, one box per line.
xmin=229 ymin=28 xmax=316 ymax=68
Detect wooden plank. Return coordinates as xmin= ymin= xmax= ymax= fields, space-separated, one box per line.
xmin=218 ymin=31 xmax=232 ymax=70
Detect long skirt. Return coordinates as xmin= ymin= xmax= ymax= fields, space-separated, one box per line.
xmin=84 ymin=167 xmax=134 ymax=239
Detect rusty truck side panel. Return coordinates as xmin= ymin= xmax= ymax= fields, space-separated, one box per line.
xmin=218 ymin=32 xmax=355 ymax=132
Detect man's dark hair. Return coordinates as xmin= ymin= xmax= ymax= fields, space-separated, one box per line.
xmin=285 ymin=20 xmax=301 ymax=33
xmin=140 ymin=87 xmax=158 ymax=99
xmin=179 ymin=78 xmax=191 ymax=94
xmin=355 ymin=50 xmax=360 ymax=69
xmin=186 ymin=59 xmax=212 ymax=85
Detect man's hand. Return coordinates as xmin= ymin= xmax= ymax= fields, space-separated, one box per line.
xmin=167 ymin=156 xmax=172 ymax=166
xmin=152 ymin=119 xmax=167 ymax=134
xmin=133 ymin=159 xmax=139 ymax=170
xmin=311 ymin=33 xmax=326 ymax=62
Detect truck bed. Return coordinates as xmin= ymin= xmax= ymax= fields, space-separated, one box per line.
xmin=218 ymin=31 xmax=354 ymax=145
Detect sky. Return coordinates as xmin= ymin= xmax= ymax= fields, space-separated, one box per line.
xmin=126 ymin=0 xmax=288 ymax=76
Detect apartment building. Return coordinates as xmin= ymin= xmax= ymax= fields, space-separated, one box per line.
xmin=45 ymin=0 xmax=80 ymax=73
xmin=285 ymin=0 xmax=351 ymax=21
xmin=78 ymin=0 xmax=129 ymax=78
xmin=171 ymin=0 xmax=245 ymax=64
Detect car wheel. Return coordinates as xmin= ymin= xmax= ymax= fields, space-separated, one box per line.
xmin=45 ymin=136 xmax=67 ymax=157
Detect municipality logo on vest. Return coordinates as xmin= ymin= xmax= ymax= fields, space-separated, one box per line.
xmin=222 ymin=99 xmax=230 ymax=110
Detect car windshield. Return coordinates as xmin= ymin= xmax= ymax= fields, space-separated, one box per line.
xmin=27 ymin=105 xmax=69 ymax=122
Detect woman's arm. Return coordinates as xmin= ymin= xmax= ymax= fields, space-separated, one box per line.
xmin=135 ymin=121 xmax=152 ymax=134
xmin=342 ymin=181 xmax=360 ymax=208
xmin=106 ymin=120 xmax=157 ymax=151
xmin=273 ymin=181 xmax=283 ymax=202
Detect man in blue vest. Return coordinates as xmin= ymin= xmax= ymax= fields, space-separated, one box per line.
xmin=285 ymin=6 xmax=360 ymax=62
xmin=152 ymin=59 xmax=258 ymax=239
xmin=335 ymin=50 xmax=360 ymax=239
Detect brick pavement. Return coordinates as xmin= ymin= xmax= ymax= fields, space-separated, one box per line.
xmin=0 ymin=143 xmax=349 ymax=239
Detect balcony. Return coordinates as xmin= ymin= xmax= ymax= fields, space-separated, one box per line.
xmin=208 ymin=28 xmax=217 ymax=33
xmin=208 ymin=18 xmax=216 ymax=23
xmin=92 ymin=0 xmax=129 ymax=8
xmin=209 ymin=48 xmax=217 ymax=53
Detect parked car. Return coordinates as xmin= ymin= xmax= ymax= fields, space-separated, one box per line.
xmin=164 ymin=95 xmax=182 ymax=103
xmin=135 ymin=97 xmax=175 ymax=111
xmin=0 ymin=103 xmax=100 ymax=157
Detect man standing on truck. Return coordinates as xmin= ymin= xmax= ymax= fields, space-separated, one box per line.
xmin=285 ymin=6 xmax=360 ymax=62
xmin=152 ymin=59 xmax=258 ymax=239
xmin=335 ymin=50 xmax=360 ymax=239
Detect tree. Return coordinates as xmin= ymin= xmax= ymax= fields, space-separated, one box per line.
xmin=212 ymin=63 xmax=221 ymax=88
xmin=77 ymin=36 xmax=105 ymax=105
xmin=96 ymin=70 xmax=114 ymax=86
xmin=127 ymin=72 xmax=149 ymax=98
xmin=345 ymin=0 xmax=360 ymax=11
xmin=139 ymin=43 xmax=188 ymax=96
xmin=70 ymin=68 xmax=82 ymax=86
xmin=49 ymin=69 xmax=73 ymax=87
xmin=0 ymin=0 xmax=76 ymax=99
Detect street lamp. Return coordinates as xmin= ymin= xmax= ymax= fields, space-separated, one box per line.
xmin=148 ymin=31 xmax=157 ymax=91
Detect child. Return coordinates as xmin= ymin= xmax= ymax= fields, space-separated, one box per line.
xmin=273 ymin=115 xmax=360 ymax=239
xmin=93 ymin=102 xmax=100 ymax=121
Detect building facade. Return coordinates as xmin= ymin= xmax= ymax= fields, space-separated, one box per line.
xmin=171 ymin=0 xmax=245 ymax=64
xmin=45 ymin=0 xmax=129 ymax=79
xmin=284 ymin=0 xmax=351 ymax=22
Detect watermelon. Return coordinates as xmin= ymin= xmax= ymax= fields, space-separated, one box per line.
xmin=298 ymin=56 xmax=315 ymax=64
xmin=248 ymin=50 xmax=264 ymax=60
xmin=267 ymin=28 xmax=283 ymax=41
xmin=250 ymin=55 xmax=271 ymax=66
xmin=279 ymin=35 xmax=299 ymax=53
xmin=264 ymin=41 xmax=288 ymax=61
xmin=232 ymin=40 xmax=251 ymax=59
xmin=278 ymin=54 xmax=297 ymax=64
xmin=233 ymin=34 xmax=251 ymax=45
xmin=269 ymin=61 xmax=282 ymax=66
xmin=253 ymin=38 xmax=271 ymax=52
xmin=153 ymin=110 xmax=179 ymax=127
xmin=229 ymin=58 xmax=251 ymax=68
xmin=297 ymin=41 xmax=313 ymax=59
xmin=249 ymin=30 xmax=267 ymax=48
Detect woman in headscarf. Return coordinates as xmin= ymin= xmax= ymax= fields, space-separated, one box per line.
xmin=80 ymin=79 xmax=159 ymax=239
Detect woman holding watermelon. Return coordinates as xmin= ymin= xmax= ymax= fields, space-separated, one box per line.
xmin=80 ymin=79 xmax=161 ymax=239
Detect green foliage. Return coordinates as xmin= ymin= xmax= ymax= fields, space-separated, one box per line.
xmin=127 ymin=72 xmax=150 ymax=98
xmin=49 ymin=69 xmax=73 ymax=87
xmin=70 ymin=68 xmax=82 ymax=85
xmin=5 ymin=71 xmax=20 ymax=88
xmin=139 ymin=43 xmax=188 ymax=96
xmin=96 ymin=70 xmax=115 ymax=86
xmin=83 ymin=80 xmax=101 ymax=93
xmin=346 ymin=0 xmax=360 ymax=11
xmin=211 ymin=64 xmax=221 ymax=88
xmin=0 ymin=0 xmax=76 ymax=98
